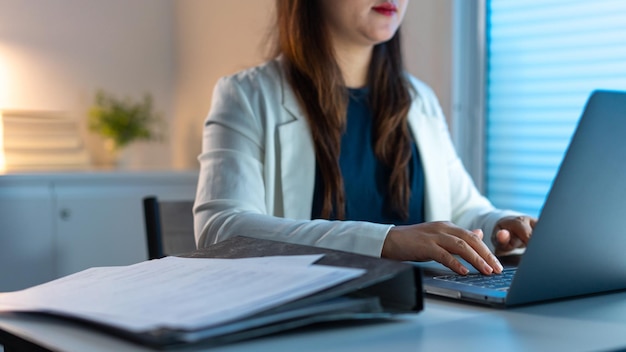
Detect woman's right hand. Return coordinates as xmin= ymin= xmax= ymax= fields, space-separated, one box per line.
xmin=381 ymin=221 xmax=503 ymax=275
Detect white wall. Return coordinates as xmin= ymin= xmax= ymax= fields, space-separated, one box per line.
xmin=172 ymin=0 xmax=275 ymax=169
xmin=403 ymin=0 xmax=453 ymax=123
xmin=0 ymin=0 xmax=175 ymax=169
xmin=0 ymin=0 xmax=453 ymax=171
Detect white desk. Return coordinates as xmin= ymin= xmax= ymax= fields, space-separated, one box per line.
xmin=2 ymin=292 xmax=626 ymax=351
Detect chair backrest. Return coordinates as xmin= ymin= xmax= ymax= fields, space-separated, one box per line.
xmin=143 ymin=196 xmax=197 ymax=260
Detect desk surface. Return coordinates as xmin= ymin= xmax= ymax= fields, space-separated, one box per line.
xmin=3 ymin=291 xmax=626 ymax=352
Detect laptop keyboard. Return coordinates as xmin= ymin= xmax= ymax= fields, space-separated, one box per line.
xmin=433 ymin=269 xmax=516 ymax=291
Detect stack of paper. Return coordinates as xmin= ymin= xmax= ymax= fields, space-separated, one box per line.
xmin=1 ymin=110 xmax=90 ymax=171
xmin=0 ymin=255 xmax=373 ymax=346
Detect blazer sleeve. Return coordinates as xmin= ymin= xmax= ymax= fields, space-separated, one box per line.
xmin=194 ymin=72 xmax=392 ymax=257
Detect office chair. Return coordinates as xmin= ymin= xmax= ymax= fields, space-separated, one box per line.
xmin=142 ymin=196 xmax=198 ymax=260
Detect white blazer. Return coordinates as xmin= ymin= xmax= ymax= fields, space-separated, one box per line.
xmin=194 ymin=59 xmax=518 ymax=256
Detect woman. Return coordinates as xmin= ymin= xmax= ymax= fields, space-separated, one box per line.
xmin=194 ymin=0 xmax=535 ymax=275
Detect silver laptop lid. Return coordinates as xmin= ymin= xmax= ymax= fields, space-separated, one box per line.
xmin=506 ymin=90 xmax=626 ymax=306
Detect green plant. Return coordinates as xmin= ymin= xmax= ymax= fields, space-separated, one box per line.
xmin=88 ymin=90 xmax=164 ymax=151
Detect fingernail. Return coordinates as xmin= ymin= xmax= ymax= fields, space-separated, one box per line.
xmin=460 ymin=266 xmax=470 ymax=275
xmin=492 ymin=255 xmax=504 ymax=272
xmin=483 ymin=263 xmax=494 ymax=274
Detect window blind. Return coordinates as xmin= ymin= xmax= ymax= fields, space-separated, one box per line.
xmin=486 ymin=0 xmax=626 ymax=217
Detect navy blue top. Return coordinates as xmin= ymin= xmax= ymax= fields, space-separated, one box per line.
xmin=311 ymin=87 xmax=425 ymax=225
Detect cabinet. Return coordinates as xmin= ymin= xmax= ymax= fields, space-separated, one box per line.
xmin=0 ymin=171 xmax=198 ymax=291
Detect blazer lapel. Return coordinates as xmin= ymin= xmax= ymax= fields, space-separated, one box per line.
xmin=408 ymin=100 xmax=451 ymax=222
xmin=278 ymin=76 xmax=316 ymax=220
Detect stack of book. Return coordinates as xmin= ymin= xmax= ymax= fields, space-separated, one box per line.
xmin=1 ymin=110 xmax=90 ymax=171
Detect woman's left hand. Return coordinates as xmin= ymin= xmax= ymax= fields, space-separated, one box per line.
xmin=492 ymin=216 xmax=537 ymax=255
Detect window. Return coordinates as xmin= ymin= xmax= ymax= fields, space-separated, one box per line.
xmin=485 ymin=0 xmax=626 ymax=217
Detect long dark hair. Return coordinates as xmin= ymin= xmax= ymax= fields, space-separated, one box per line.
xmin=274 ymin=0 xmax=414 ymax=220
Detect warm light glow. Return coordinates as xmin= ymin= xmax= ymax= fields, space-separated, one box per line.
xmin=0 ymin=54 xmax=5 ymax=109
xmin=0 ymin=56 xmax=7 ymax=172
xmin=0 ymin=110 xmax=5 ymax=172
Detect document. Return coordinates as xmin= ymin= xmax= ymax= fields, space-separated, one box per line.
xmin=0 ymin=255 xmax=364 ymax=333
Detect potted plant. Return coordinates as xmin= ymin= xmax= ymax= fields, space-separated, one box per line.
xmin=88 ymin=90 xmax=164 ymax=164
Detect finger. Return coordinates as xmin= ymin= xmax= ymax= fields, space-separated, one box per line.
xmin=496 ymin=229 xmax=510 ymax=246
xmin=496 ymin=229 xmax=521 ymax=251
xmin=505 ymin=217 xmax=533 ymax=245
xmin=440 ymin=232 xmax=501 ymax=275
xmin=509 ymin=235 xmax=523 ymax=248
xmin=459 ymin=229 xmax=503 ymax=274
xmin=432 ymin=246 xmax=471 ymax=275
xmin=471 ymin=228 xmax=484 ymax=240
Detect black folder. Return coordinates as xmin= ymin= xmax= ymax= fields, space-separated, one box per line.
xmin=6 ymin=236 xmax=423 ymax=349
xmin=186 ymin=236 xmax=423 ymax=312
xmin=127 ymin=235 xmax=424 ymax=348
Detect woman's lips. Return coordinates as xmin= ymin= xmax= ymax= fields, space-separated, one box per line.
xmin=372 ymin=2 xmax=398 ymax=16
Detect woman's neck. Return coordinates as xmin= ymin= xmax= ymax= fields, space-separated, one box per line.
xmin=333 ymin=42 xmax=373 ymax=89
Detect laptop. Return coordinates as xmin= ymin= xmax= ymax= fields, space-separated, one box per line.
xmin=417 ymin=90 xmax=626 ymax=307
